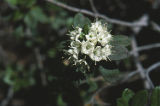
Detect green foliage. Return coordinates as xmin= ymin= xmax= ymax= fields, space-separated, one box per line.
xmin=51 ymin=11 xmax=73 ymax=30
xmin=3 ymin=66 xmax=35 ymax=91
xmin=131 ymin=90 xmax=148 ymax=106
xmin=117 ymin=89 xmax=135 ymax=106
xmin=83 ymin=24 xmax=90 ymax=35
xmin=24 ymin=6 xmax=48 ymax=29
xmin=5 ymin=0 xmax=18 ymax=5
xmin=13 ymin=25 xmax=24 ymax=38
xmin=87 ymin=79 xmax=98 ymax=92
xmin=108 ymin=45 xmax=129 ymax=60
xmin=108 ymin=35 xmax=130 ymax=61
xmin=73 ymin=13 xmax=91 ymax=28
xmin=48 ymin=48 xmax=57 ymax=58
xmin=5 ymin=0 xmax=36 ymax=7
xmin=0 ymin=1 xmax=154 ymax=106
xmin=30 ymin=7 xmax=48 ymax=23
xmin=99 ymin=66 xmax=120 ymax=83
xmin=57 ymin=95 xmax=67 ymax=106
xmin=151 ymin=86 xmax=160 ymax=106
xmin=117 ymin=87 xmax=160 ymax=106
xmin=109 ymin=35 xmax=131 ymax=47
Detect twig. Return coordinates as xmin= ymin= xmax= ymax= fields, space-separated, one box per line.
xmin=151 ymin=21 xmax=160 ymax=33
xmin=34 ymin=48 xmax=48 ymax=86
xmin=131 ymin=35 xmax=153 ymax=89
xmin=145 ymin=62 xmax=160 ymax=88
xmin=138 ymin=43 xmax=160 ymax=51
xmin=130 ymin=43 xmax=160 ymax=55
xmin=80 ymin=76 xmax=103 ymax=85
xmin=46 ymin=0 xmax=147 ymax=27
xmin=0 ymin=86 xmax=14 ymax=106
xmin=89 ymin=84 xmax=111 ymax=106
xmin=89 ymin=0 xmax=98 ymax=15
xmin=81 ymin=70 xmax=140 ymax=85
xmin=146 ymin=62 xmax=160 ymax=74
xmin=121 ymin=70 xmax=139 ymax=83
xmin=0 ymin=46 xmax=9 ymax=66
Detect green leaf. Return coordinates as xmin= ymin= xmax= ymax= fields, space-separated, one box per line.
xmin=30 ymin=7 xmax=48 ymax=23
xmin=57 ymin=95 xmax=67 ymax=106
xmin=109 ymin=35 xmax=131 ymax=47
xmin=83 ymin=24 xmax=90 ymax=35
xmin=19 ymin=0 xmax=36 ymax=8
xmin=25 ymin=40 xmax=33 ymax=47
xmin=13 ymin=26 xmax=24 ymax=38
xmin=13 ymin=11 xmax=24 ymax=21
xmin=48 ymin=48 xmax=57 ymax=58
xmin=117 ymin=89 xmax=135 ymax=106
xmin=131 ymin=90 xmax=148 ymax=106
xmin=108 ymin=45 xmax=129 ymax=60
xmin=73 ymin=13 xmax=91 ymax=28
xmin=151 ymin=86 xmax=160 ymax=106
xmin=99 ymin=66 xmax=120 ymax=83
xmin=3 ymin=67 xmax=14 ymax=85
xmin=66 ymin=17 xmax=73 ymax=27
xmin=24 ymin=14 xmax=37 ymax=29
xmin=5 ymin=0 xmax=18 ymax=5
xmin=3 ymin=66 xmax=35 ymax=91
xmin=87 ymin=80 xmax=98 ymax=92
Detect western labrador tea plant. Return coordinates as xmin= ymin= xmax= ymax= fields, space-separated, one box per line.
xmin=66 ymin=13 xmax=130 ymax=70
xmin=1 ymin=0 xmax=160 ymax=105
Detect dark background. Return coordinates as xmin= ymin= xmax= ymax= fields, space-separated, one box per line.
xmin=0 ymin=0 xmax=160 ymax=106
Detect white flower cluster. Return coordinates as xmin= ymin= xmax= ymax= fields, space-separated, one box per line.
xmin=67 ymin=21 xmax=112 ymax=66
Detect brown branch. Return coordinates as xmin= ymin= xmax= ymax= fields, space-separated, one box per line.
xmin=151 ymin=21 xmax=160 ymax=33
xmin=121 ymin=70 xmax=139 ymax=83
xmin=34 ymin=48 xmax=48 ymax=86
xmin=80 ymin=76 xmax=103 ymax=85
xmin=46 ymin=0 xmax=147 ymax=27
xmin=0 ymin=86 xmax=14 ymax=106
xmin=145 ymin=61 xmax=160 ymax=88
xmin=89 ymin=84 xmax=111 ymax=106
xmin=130 ymin=43 xmax=160 ymax=55
xmin=138 ymin=43 xmax=160 ymax=51
xmin=89 ymin=0 xmax=98 ymax=15
xmin=0 ymin=46 xmax=9 ymax=66
xmin=131 ymin=35 xmax=154 ymax=89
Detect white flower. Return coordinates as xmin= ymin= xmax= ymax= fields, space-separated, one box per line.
xmin=90 ymin=21 xmax=102 ymax=30
xmin=68 ymin=49 xmax=73 ymax=54
xmin=66 ymin=20 xmax=113 ymax=66
xmin=81 ymin=41 xmax=94 ymax=54
xmin=85 ymin=34 xmax=97 ymax=44
xmin=90 ymin=21 xmax=107 ymax=34
xmin=98 ymin=33 xmax=112 ymax=46
xmin=101 ymin=45 xmax=112 ymax=60
xmin=71 ymin=41 xmax=81 ymax=48
xmin=68 ymin=48 xmax=79 ymax=59
xmin=69 ymin=27 xmax=82 ymax=41
xmin=89 ymin=46 xmax=102 ymax=61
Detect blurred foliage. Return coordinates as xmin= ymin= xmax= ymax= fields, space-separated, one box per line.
xmin=151 ymin=86 xmax=160 ymax=106
xmin=0 ymin=0 xmax=75 ymax=105
xmin=117 ymin=87 xmax=160 ymax=106
xmin=117 ymin=88 xmax=135 ymax=106
xmin=2 ymin=65 xmax=35 ymax=91
xmin=99 ymin=66 xmax=121 ymax=84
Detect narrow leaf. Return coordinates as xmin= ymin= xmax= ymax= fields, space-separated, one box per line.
xmin=73 ymin=13 xmax=91 ymax=28
xmin=131 ymin=90 xmax=148 ymax=106
xmin=108 ymin=45 xmax=129 ymax=60
xmin=99 ymin=66 xmax=120 ymax=83
xmin=117 ymin=89 xmax=135 ymax=106
xmin=151 ymin=86 xmax=160 ymax=106
xmin=109 ymin=35 xmax=131 ymax=47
